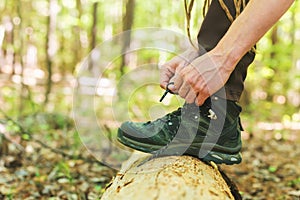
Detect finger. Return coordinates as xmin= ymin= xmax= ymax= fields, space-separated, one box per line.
xmin=159 ymin=67 xmax=174 ymax=89
xmin=185 ymin=89 xmax=197 ymax=104
xmin=177 ymin=81 xmax=191 ymax=99
xmin=176 ymin=65 xmax=197 ymax=96
xmin=195 ymin=88 xmax=209 ymax=106
xmin=195 ymin=95 xmax=205 ymax=106
xmin=160 ymin=77 xmax=170 ymax=89
xmin=159 ymin=58 xmax=185 ymax=89
xmin=168 ymin=75 xmax=182 ymax=94
xmin=170 ymin=64 xmax=193 ymax=94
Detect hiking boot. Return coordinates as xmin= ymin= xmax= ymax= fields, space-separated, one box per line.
xmin=117 ymin=97 xmax=244 ymax=165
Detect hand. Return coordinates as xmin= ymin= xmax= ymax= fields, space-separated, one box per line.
xmin=159 ymin=49 xmax=199 ymax=90
xmin=169 ymin=51 xmax=235 ymax=105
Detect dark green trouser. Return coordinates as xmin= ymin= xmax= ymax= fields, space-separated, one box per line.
xmin=197 ymin=0 xmax=256 ymax=101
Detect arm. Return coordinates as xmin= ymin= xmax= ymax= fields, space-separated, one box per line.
xmin=171 ymin=0 xmax=295 ymax=105
xmin=212 ymin=0 xmax=295 ymax=72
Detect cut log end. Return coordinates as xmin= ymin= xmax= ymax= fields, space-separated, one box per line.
xmin=101 ymin=152 xmax=238 ymax=200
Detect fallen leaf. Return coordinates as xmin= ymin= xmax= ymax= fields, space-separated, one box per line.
xmin=288 ymin=190 xmax=300 ymax=197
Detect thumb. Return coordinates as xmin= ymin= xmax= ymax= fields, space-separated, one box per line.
xmin=167 ymin=76 xmax=179 ymax=94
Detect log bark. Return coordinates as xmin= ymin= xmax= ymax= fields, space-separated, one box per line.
xmin=101 ymin=152 xmax=237 ymax=200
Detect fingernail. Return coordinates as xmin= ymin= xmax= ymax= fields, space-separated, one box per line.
xmin=168 ymin=85 xmax=175 ymax=90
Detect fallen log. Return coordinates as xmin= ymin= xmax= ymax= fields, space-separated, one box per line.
xmin=101 ymin=152 xmax=240 ymax=200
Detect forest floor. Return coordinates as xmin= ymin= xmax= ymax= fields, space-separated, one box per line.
xmin=0 ymin=113 xmax=299 ymax=200
xmin=223 ymin=125 xmax=300 ymax=200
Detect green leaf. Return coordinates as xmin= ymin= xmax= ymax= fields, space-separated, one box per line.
xmin=268 ymin=166 xmax=277 ymax=173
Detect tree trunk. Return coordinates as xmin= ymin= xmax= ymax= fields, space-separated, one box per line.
xmin=72 ymin=0 xmax=83 ymax=73
xmin=44 ymin=0 xmax=57 ymax=106
xmin=120 ymin=0 xmax=135 ymax=75
xmin=101 ymin=152 xmax=241 ymax=200
xmin=90 ymin=2 xmax=98 ymax=51
xmin=87 ymin=2 xmax=99 ymax=73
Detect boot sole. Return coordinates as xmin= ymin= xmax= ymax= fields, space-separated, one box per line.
xmin=118 ymin=133 xmax=242 ymax=165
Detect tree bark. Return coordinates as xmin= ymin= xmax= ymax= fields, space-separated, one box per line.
xmin=90 ymin=2 xmax=98 ymax=51
xmin=120 ymin=0 xmax=135 ymax=75
xmin=87 ymin=2 xmax=99 ymax=73
xmin=44 ymin=0 xmax=57 ymax=106
xmin=72 ymin=0 xmax=83 ymax=73
xmin=101 ymin=152 xmax=240 ymax=200
xmin=16 ymin=0 xmax=25 ymax=115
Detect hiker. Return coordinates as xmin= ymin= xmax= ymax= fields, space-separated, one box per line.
xmin=117 ymin=0 xmax=295 ymax=165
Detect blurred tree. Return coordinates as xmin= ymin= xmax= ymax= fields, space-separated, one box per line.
xmin=44 ymin=0 xmax=58 ymax=105
xmin=90 ymin=2 xmax=98 ymax=51
xmin=120 ymin=0 xmax=135 ymax=75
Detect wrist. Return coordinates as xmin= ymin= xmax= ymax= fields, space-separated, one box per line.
xmin=210 ymin=45 xmax=243 ymax=72
xmin=182 ymin=48 xmax=200 ymax=60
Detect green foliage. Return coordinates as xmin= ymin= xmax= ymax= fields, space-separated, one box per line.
xmin=0 ymin=0 xmax=298 ymax=125
xmin=55 ymin=161 xmax=73 ymax=183
xmin=268 ymin=166 xmax=278 ymax=173
xmin=19 ymin=113 xmax=73 ymax=133
xmin=288 ymin=177 xmax=300 ymax=188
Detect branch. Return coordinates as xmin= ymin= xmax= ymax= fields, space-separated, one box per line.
xmin=0 ymin=132 xmax=25 ymax=152
xmin=0 ymin=108 xmax=117 ymax=172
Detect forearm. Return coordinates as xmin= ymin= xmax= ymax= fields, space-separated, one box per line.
xmin=211 ymin=0 xmax=295 ymax=70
